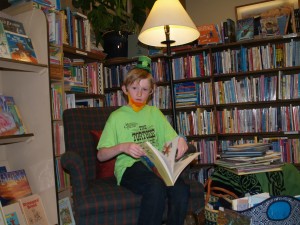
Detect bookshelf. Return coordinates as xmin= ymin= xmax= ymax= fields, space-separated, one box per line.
xmin=47 ymin=7 xmax=106 ymax=202
xmin=0 ymin=8 xmax=58 ymax=225
xmin=103 ymin=35 xmax=300 ymax=177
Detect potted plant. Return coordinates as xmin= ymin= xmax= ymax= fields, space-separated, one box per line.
xmin=72 ymin=0 xmax=155 ymax=58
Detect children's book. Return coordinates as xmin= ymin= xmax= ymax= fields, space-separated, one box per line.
xmin=236 ymin=17 xmax=254 ymax=41
xmin=58 ymin=197 xmax=75 ymax=225
xmin=0 ymin=23 xmax=11 ymax=59
xmin=0 ymin=169 xmax=32 ymax=206
xmin=18 ymin=194 xmax=49 ymax=225
xmin=140 ymin=136 xmax=200 ymax=186
xmin=260 ymin=17 xmax=280 ymax=37
xmin=0 ymin=95 xmax=27 ymax=135
xmin=5 ymin=32 xmax=38 ymax=63
xmin=197 ymin=24 xmax=220 ymax=45
xmin=3 ymin=202 xmax=27 ymax=225
xmin=0 ymin=17 xmax=26 ymax=35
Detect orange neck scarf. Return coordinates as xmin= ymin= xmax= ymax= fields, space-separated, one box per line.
xmin=128 ymin=95 xmax=146 ymax=112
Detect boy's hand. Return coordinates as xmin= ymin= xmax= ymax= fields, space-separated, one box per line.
xmin=176 ymin=137 xmax=188 ymax=160
xmin=122 ymin=142 xmax=146 ymax=158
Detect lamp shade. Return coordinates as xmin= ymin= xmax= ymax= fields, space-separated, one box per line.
xmin=138 ymin=0 xmax=200 ymax=47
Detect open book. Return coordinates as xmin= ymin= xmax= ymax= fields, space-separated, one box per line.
xmin=140 ymin=136 xmax=200 ymax=186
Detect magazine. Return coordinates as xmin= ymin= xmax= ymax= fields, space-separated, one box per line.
xmin=140 ymin=136 xmax=200 ymax=186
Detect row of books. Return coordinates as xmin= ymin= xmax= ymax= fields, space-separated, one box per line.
xmin=151 ymin=85 xmax=171 ymax=109
xmin=212 ymin=41 xmax=300 ymax=75
xmin=151 ymin=58 xmax=170 ymax=83
xmin=176 ymin=109 xmax=215 ymax=136
xmin=63 ymin=60 xmax=104 ymax=95
xmin=214 ymin=75 xmax=277 ymax=104
xmin=197 ymin=5 xmax=299 ymax=46
xmin=0 ymin=165 xmax=74 ymax=225
xmin=0 ymin=15 xmax=37 ymax=63
xmin=104 ymin=64 xmax=135 ymax=89
xmin=174 ymin=82 xmax=213 ymax=108
xmin=216 ymin=105 xmax=300 ymax=134
xmin=278 ymin=72 xmax=300 ymax=100
xmin=171 ymin=53 xmax=211 ymax=80
xmin=51 ymin=82 xmax=63 ymax=120
xmin=0 ymin=95 xmax=27 ymax=136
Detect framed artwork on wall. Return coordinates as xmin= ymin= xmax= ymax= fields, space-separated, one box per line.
xmin=235 ymin=0 xmax=299 ymax=20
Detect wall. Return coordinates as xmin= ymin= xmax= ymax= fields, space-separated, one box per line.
xmin=186 ymin=0 xmax=298 ymax=25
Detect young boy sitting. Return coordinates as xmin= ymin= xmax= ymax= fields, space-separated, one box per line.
xmin=97 ymin=56 xmax=189 ymax=225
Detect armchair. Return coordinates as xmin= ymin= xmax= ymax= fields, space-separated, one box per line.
xmin=61 ymin=107 xmax=204 ymax=225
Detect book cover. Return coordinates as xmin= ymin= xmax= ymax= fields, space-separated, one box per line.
xmin=197 ymin=24 xmax=220 ymax=45
xmin=0 ymin=95 xmax=26 ymax=135
xmin=0 ymin=112 xmax=18 ymax=136
xmin=5 ymin=32 xmax=38 ymax=63
xmin=0 ymin=17 xmax=26 ymax=35
xmin=0 ymin=23 xmax=11 ymax=59
xmin=58 ymin=197 xmax=75 ymax=225
xmin=260 ymin=17 xmax=280 ymax=37
xmin=19 ymin=194 xmax=49 ymax=225
xmin=0 ymin=169 xmax=32 ymax=206
xmin=140 ymin=136 xmax=200 ymax=186
xmin=3 ymin=202 xmax=26 ymax=225
xmin=236 ymin=17 xmax=254 ymax=41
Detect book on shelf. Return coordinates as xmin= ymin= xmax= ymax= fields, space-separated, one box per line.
xmin=222 ymin=18 xmax=236 ymax=43
xmin=140 ymin=136 xmax=200 ymax=186
xmin=58 ymin=197 xmax=75 ymax=225
xmin=3 ymin=202 xmax=26 ymax=225
xmin=0 ymin=17 xmax=26 ymax=35
xmin=0 ymin=169 xmax=32 ymax=206
xmin=260 ymin=17 xmax=280 ymax=37
xmin=5 ymin=31 xmax=37 ymax=63
xmin=18 ymin=194 xmax=49 ymax=225
xmin=197 ymin=24 xmax=221 ymax=45
xmin=0 ymin=95 xmax=27 ymax=135
xmin=236 ymin=17 xmax=254 ymax=41
xmin=0 ymin=23 xmax=12 ymax=59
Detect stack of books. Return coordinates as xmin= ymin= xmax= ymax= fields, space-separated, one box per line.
xmin=216 ymin=143 xmax=283 ymax=175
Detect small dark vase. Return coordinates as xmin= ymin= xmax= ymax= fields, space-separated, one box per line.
xmin=103 ymin=30 xmax=130 ymax=59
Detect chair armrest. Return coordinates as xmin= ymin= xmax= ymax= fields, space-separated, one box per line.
xmin=60 ymin=151 xmax=88 ymax=194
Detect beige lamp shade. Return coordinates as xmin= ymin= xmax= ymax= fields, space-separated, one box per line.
xmin=138 ymin=0 xmax=200 ymax=47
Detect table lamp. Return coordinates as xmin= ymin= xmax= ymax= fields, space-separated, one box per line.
xmin=138 ymin=0 xmax=200 ymax=131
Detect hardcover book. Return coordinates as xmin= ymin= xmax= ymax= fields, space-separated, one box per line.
xmin=197 ymin=24 xmax=220 ymax=45
xmin=19 ymin=194 xmax=49 ymax=225
xmin=140 ymin=136 xmax=200 ymax=186
xmin=0 ymin=23 xmax=11 ymax=59
xmin=260 ymin=17 xmax=280 ymax=37
xmin=3 ymin=202 xmax=26 ymax=225
xmin=5 ymin=32 xmax=38 ymax=63
xmin=236 ymin=17 xmax=254 ymax=41
xmin=0 ymin=95 xmax=27 ymax=135
xmin=0 ymin=17 xmax=26 ymax=35
xmin=0 ymin=169 xmax=32 ymax=206
xmin=58 ymin=197 xmax=75 ymax=225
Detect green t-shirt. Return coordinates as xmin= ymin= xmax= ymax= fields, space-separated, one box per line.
xmin=97 ymin=105 xmax=177 ymax=185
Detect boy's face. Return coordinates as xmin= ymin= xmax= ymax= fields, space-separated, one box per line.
xmin=122 ymin=78 xmax=152 ymax=104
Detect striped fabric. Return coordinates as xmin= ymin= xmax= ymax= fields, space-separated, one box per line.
xmin=61 ymin=107 xmax=204 ymax=225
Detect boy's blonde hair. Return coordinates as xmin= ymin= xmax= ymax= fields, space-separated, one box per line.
xmin=123 ymin=68 xmax=155 ymax=90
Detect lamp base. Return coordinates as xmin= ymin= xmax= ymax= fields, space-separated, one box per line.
xmin=103 ymin=30 xmax=130 ymax=59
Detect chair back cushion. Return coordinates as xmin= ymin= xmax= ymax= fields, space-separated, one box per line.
xmin=63 ymin=107 xmax=119 ymax=181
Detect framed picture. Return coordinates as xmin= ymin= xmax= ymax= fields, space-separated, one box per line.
xmin=235 ymin=0 xmax=299 ymax=20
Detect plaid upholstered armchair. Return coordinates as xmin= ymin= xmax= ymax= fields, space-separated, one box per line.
xmin=61 ymin=107 xmax=204 ymax=225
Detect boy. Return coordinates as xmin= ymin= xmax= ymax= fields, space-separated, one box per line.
xmin=97 ymin=56 xmax=189 ymax=225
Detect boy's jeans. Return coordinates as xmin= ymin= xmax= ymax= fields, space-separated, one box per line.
xmin=121 ymin=161 xmax=190 ymax=225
